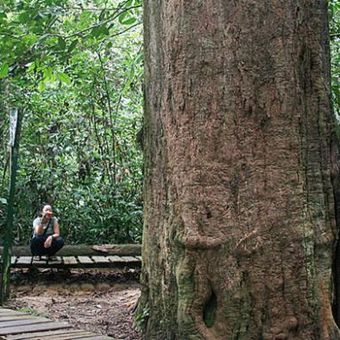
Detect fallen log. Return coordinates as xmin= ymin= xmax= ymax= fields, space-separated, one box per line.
xmin=0 ymin=244 xmax=141 ymax=257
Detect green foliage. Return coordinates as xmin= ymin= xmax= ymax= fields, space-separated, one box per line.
xmin=135 ymin=303 xmax=150 ymax=331
xmin=17 ymin=307 xmax=41 ymax=316
xmin=0 ymin=0 xmax=143 ymax=245
xmin=330 ymin=0 xmax=340 ymax=116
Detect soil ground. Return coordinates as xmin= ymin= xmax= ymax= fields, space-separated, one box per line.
xmin=4 ymin=268 xmax=142 ymax=339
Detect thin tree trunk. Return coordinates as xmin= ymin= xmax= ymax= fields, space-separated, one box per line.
xmin=139 ymin=0 xmax=340 ymax=339
xmin=1 ymin=109 xmax=22 ymax=305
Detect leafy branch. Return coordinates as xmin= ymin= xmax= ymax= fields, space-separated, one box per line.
xmin=65 ymin=5 xmax=142 ymax=39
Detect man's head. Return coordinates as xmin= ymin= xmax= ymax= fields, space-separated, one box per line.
xmin=42 ymin=204 xmax=53 ymax=218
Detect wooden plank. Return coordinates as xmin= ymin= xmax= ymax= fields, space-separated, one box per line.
xmin=102 ymin=255 xmax=141 ymax=269
xmin=7 ymin=329 xmax=89 ymax=340
xmin=41 ymin=331 xmax=101 ymax=340
xmin=0 ymin=317 xmax=52 ymax=328
xmin=0 ymin=309 xmax=112 ymax=339
xmin=0 ymin=244 xmax=141 ymax=257
xmin=62 ymin=257 xmax=78 ymax=265
xmin=106 ymin=255 xmax=123 ymax=263
xmin=77 ymin=256 xmax=94 ymax=265
xmin=15 ymin=257 xmax=33 ymax=265
xmin=79 ymin=336 xmax=113 ymax=340
xmin=136 ymin=255 xmax=142 ymax=261
xmin=47 ymin=256 xmax=63 ymax=264
xmin=11 ymin=256 xmax=17 ymax=265
xmin=0 ymin=309 xmax=26 ymax=315
xmin=107 ymin=255 xmax=140 ymax=263
xmin=0 ymin=321 xmax=72 ymax=335
xmin=91 ymin=256 xmax=110 ymax=263
xmin=120 ymin=256 xmax=140 ymax=262
xmin=0 ymin=315 xmax=36 ymax=322
xmin=31 ymin=257 xmax=47 ymax=265
xmin=11 ymin=254 xmax=141 ymax=268
xmin=10 ymin=330 xmax=98 ymax=340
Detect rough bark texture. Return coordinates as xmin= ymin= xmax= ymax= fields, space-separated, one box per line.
xmin=139 ymin=1 xmax=340 ymax=339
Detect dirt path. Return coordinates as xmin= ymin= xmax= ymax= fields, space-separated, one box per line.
xmin=5 ymin=269 xmax=142 ymax=339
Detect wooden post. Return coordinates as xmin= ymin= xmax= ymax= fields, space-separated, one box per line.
xmin=0 ymin=108 xmax=22 ymax=305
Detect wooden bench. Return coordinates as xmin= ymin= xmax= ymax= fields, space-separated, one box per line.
xmin=0 ymin=244 xmax=142 ymax=269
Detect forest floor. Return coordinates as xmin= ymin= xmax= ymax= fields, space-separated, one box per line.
xmin=5 ymin=268 xmax=142 ymax=339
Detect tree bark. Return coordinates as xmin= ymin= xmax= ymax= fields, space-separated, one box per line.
xmin=139 ymin=0 xmax=340 ymax=339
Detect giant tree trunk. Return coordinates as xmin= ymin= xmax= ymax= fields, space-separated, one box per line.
xmin=139 ymin=0 xmax=340 ymax=338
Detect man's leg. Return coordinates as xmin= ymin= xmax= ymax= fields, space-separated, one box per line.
xmin=47 ymin=236 xmax=64 ymax=256
xmin=30 ymin=236 xmax=48 ymax=256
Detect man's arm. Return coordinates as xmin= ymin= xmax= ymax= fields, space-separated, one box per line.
xmin=51 ymin=219 xmax=60 ymax=239
xmin=33 ymin=218 xmax=44 ymax=235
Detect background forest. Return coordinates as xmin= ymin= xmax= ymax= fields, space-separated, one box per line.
xmin=0 ymin=0 xmax=143 ymax=245
xmin=0 ymin=0 xmax=339 ymax=246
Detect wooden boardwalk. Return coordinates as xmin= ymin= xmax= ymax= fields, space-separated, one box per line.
xmin=0 ymin=307 xmax=112 ymax=339
xmin=8 ymin=255 xmax=142 ymax=269
xmin=0 ymin=244 xmax=142 ymax=269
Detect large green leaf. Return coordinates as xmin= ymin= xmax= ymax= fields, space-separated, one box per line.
xmin=0 ymin=64 xmax=9 ymax=79
xmin=58 ymin=72 xmax=72 ymax=84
